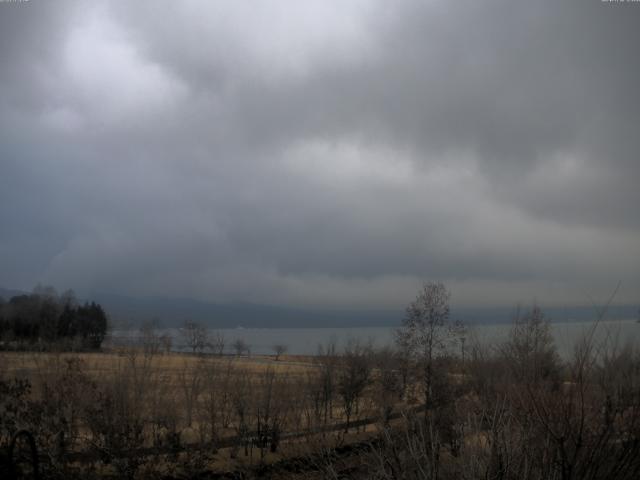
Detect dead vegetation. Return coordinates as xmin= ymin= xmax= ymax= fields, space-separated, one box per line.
xmin=1 ymin=285 xmax=639 ymax=479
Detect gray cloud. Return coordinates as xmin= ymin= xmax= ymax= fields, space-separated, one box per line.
xmin=1 ymin=0 xmax=639 ymax=309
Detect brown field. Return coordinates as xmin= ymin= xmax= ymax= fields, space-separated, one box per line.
xmin=0 ymin=348 xmax=399 ymax=478
xmin=0 ymin=350 xmax=316 ymax=380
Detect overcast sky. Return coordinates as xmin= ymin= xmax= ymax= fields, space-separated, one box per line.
xmin=1 ymin=0 xmax=639 ymax=310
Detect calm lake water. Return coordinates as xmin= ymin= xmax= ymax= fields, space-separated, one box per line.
xmin=110 ymin=319 xmax=640 ymax=358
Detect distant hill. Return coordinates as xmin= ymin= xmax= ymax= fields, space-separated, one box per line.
xmin=0 ymin=287 xmax=27 ymax=300
xmin=91 ymin=293 xmax=401 ymax=329
xmin=1 ymin=286 xmax=636 ymax=329
xmin=453 ymin=305 xmax=638 ymax=326
xmin=93 ymin=293 xmax=638 ymax=329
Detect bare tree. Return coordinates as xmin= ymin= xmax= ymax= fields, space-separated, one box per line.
xmin=372 ymin=347 xmax=404 ymax=423
xmin=178 ymin=358 xmax=204 ymax=427
xmin=396 ymin=282 xmax=460 ymax=411
xmin=254 ymin=367 xmax=288 ymax=459
xmin=159 ymin=333 xmax=173 ymax=354
xmin=394 ymin=282 xmax=461 ymax=478
xmin=199 ymin=359 xmax=234 ymax=446
xmin=83 ymin=349 xmax=157 ymax=479
xmin=180 ymin=320 xmax=208 ymax=354
xmin=139 ymin=318 xmax=162 ymax=357
xmin=338 ymin=340 xmax=372 ymax=432
xmin=500 ymin=304 xmax=560 ymax=384
xmin=230 ymin=369 xmax=253 ymax=457
xmin=232 ymin=338 xmax=249 ymax=357
xmin=272 ymin=344 xmax=288 ymax=361
xmin=211 ymin=331 xmax=225 ymax=356
xmin=316 ymin=341 xmax=338 ymax=426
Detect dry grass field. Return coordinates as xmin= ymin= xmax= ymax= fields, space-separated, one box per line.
xmin=1 ymin=347 xmax=400 ymax=478
xmin=0 ymin=350 xmax=316 ymax=381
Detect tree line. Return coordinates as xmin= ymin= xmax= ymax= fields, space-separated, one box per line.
xmin=0 ymin=286 xmax=108 ymax=350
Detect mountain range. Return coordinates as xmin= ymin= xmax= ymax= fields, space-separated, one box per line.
xmin=1 ymin=287 xmax=637 ymax=328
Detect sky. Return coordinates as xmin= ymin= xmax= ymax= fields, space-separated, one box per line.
xmin=0 ymin=0 xmax=639 ymax=311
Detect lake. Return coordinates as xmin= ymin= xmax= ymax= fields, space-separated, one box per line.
xmin=109 ymin=318 xmax=640 ymax=358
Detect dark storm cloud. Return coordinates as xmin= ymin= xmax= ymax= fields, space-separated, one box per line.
xmin=0 ymin=0 xmax=638 ymax=308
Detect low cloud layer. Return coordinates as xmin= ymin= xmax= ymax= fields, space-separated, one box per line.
xmin=1 ymin=0 xmax=639 ymax=309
